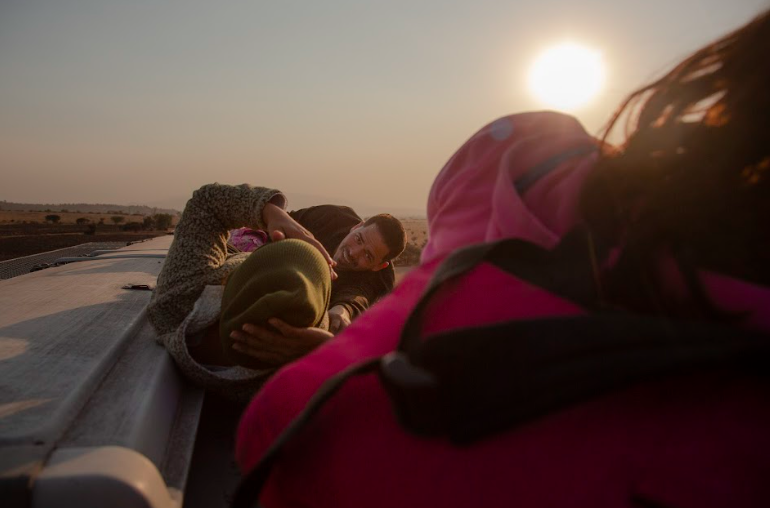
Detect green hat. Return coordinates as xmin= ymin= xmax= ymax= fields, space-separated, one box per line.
xmin=219 ymin=239 xmax=331 ymax=369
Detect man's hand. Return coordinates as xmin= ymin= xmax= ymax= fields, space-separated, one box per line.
xmin=328 ymin=305 xmax=352 ymax=335
xmin=230 ymin=318 xmax=334 ymax=366
xmin=262 ymin=203 xmax=337 ymax=280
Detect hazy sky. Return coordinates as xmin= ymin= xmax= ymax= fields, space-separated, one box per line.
xmin=1 ymin=0 xmax=767 ymax=215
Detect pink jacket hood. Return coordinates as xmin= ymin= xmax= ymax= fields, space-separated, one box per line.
xmin=236 ymin=112 xmax=770 ymax=508
xmin=422 ymin=111 xmax=598 ymax=263
xmin=421 ymin=112 xmax=770 ymax=332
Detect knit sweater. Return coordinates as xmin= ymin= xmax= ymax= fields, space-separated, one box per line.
xmin=147 ymin=183 xmax=285 ymax=396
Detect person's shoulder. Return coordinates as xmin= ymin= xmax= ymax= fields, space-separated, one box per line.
xmin=339 ymin=264 xmax=394 ymax=293
xmin=374 ymin=263 xmax=396 ymax=289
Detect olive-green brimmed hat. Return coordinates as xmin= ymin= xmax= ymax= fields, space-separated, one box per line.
xmin=219 ymin=239 xmax=331 ymax=369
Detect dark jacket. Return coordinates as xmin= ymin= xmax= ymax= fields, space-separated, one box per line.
xmin=289 ymin=205 xmax=395 ymax=318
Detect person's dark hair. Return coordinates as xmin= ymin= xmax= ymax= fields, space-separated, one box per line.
xmin=579 ymin=10 xmax=770 ymax=316
xmin=364 ymin=214 xmax=407 ymax=262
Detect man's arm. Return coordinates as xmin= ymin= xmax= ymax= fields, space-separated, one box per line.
xmin=148 ymin=183 xmax=285 ymax=337
xmin=328 ymin=268 xmax=395 ymax=332
xmin=327 ymin=305 xmax=352 ymax=334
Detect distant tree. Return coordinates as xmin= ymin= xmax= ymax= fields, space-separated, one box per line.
xmin=76 ymin=217 xmax=90 ymax=225
xmin=110 ymin=216 xmax=124 ymax=225
xmin=142 ymin=216 xmax=156 ymax=230
xmin=122 ymin=221 xmax=142 ymax=232
xmin=84 ymin=224 xmax=97 ymax=235
xmin=45 ymin=214 xmax=61 ymax=224
xmin=99 ymin=218 xmax=105 ymax=225
xmin=60 ymin=209 xmax=69 ymax=213
xmin=153 ymin=213 xmax=173 ymax=230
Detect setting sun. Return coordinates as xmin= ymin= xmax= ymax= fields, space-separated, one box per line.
xmin=528 ymin=42 xmax=605 ymax=111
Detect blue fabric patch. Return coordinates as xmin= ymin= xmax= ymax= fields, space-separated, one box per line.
xmin=489 ymin=117 xmax=514 ymax=141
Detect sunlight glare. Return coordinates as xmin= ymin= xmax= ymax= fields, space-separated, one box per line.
xmin=528 ymin=43 xmax=605 ymax=111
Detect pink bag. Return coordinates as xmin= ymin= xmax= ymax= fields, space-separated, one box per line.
xmin=229 ymin=227 xmax=269 ymax=252
xmin=234 ymin=113 xmax=770 ymax=508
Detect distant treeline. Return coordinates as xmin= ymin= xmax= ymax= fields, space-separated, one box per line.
xmin=0 ymin=201 xmax=179 ymax=216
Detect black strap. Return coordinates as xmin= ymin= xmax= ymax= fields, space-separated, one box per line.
xmin=413 ymin=313 xmax=769 ymax=443
xmin=399 ymin=226 xmax=604 ymax=357
xmin=388 ymin=227 xmax=770 ymax=442
xmin=386 ymin=226 xmax=770 ymax=442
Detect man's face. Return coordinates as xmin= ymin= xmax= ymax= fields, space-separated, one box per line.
xmin=333 ymin=223 xmax=390 ymax=272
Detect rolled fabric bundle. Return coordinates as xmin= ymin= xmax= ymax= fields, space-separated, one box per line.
xmin=229 ymin=227 xmax=269 ymax=252
xmin=220 ymin=239 xmax=332 ymax=369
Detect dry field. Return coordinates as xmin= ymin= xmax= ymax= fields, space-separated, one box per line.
xmin=0 ymin=210 xmax=179 ymax=226
xmin=400 ymin=218 xmax=428 ymax=248
xmin=0 ymin=210 xmax=179 ymax=260
xmin=389 ymin=217 xmax=428 ymax=269
xmin=0 ymin=218 xmax=169 ymax=262
xmin=0 ymin=226 xmax=166 ymax=260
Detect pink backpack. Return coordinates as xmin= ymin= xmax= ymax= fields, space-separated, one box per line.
xmin=234 ymin=113 xmax=770 ymax=508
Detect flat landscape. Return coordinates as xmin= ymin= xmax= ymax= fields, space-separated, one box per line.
xmin=0 ymin=223 xmax=164 ymax=262
xmin=400 ymin=218 xmax=428 ymax=249
xmin=0 ymin=210 xmax=148 ymax=225
xmin=0 ymin=210 xmax=179 ymax=262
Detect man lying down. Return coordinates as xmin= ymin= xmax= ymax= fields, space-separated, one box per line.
xmin=147 ymin=183 xmax=407 ymax=400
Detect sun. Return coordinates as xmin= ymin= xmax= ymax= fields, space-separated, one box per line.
xmin=528 ymin=42 xmax=605 ymax=111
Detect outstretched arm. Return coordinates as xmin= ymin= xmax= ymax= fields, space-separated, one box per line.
xmin=328 ymin=268 xmax=395 ymax=324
